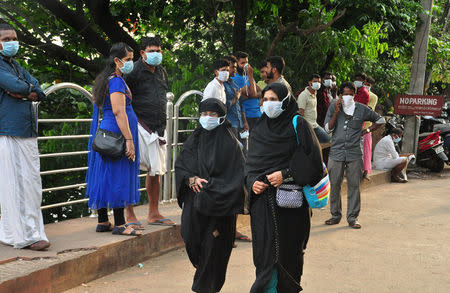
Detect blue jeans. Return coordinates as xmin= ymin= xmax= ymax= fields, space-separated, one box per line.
xmin=314 ymin=126 xmax=331 ymax=143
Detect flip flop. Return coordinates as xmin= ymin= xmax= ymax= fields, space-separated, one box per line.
xmin=147 ymin=218 xmax=176 ymax=226
xmin=112 ymin=226 xmax=142 ymax=236
xmin=125 ymin=221 xmax=145 ymax=230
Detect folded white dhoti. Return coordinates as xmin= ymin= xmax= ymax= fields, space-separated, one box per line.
xmin=0 ymin=136 xmax=48 ymax=248
xmin=138 ymin=123 xmax=167 ymax=176
xmin=373 ymin=157 xmax=407 ymax=170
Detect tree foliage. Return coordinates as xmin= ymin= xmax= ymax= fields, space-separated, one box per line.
xmin=2 ymin=0 xmax=446 ymax=98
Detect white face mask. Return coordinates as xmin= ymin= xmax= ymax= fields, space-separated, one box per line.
xmin=240 ymin=131 xmax=249 ymax=139
xmin=323 ymin=79 xmax=332 ymax=88
xmin=263 ymin=95 xmax=288 ymax=119
xmin=311 ymin=82 xmax=321 ymax=91
xmin=199 ymin=115 xmax=223 ymax=131
xmin=217 ymin=70 xmax=229 ymax=82
xmin=354 ymin=80 xmax=364 ymax=88
xmin=341 ymin=95 xmax=356 ymax=115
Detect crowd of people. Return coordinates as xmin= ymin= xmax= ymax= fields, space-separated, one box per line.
xmin=0 ymin=22 xmax=414 ymax=293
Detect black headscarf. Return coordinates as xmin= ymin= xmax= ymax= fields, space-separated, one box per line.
xmin=245 ymin=82 xmax=324 ymax=193
xmin=199 ymin=98 xmax=227 ymax=116
xmin=175 ymin=99 xmax=244 ymax=216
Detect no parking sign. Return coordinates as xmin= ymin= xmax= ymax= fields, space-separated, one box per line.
xmin=394 ymin=95 xmax=444 ymax=116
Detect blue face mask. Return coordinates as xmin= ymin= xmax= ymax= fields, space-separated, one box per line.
xmin=393 ymin=137 xmax=401 ymax=143
xmin=199 ymin=115 xmax=223 ymax=131
xmin=0 ymin=41 xmax=19 ymax=57
xmin=145 ymin=52 xmax=162 ymax=66
xmin=119 ymin=59 xmax=134 ymax=74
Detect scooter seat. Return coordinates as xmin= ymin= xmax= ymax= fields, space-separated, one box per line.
xmin=433 ymin=123 xmax=450 ymax=133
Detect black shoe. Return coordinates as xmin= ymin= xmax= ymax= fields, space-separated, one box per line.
xmin=96 ymin=223 xmax=112 ymax=232
xmin=325 ymin=218 xmax=341 ymax=225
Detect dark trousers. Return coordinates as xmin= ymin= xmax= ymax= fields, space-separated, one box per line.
xmin=97 ymin=208 xmax=125 ymax=226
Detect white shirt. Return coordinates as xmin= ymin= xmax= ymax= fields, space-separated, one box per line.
xmin=202 ymin=78 xmax=226 ymax=104
xmin=373 ymin=135 xmax=399 ymax=162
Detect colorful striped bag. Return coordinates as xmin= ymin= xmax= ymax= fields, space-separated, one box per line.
xmin=292 ymin=115 xmax=330 ymax=208
xmin=302 ymin=164 xmax=330 ymax=208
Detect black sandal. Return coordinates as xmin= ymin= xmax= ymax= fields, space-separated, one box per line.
xmin=112 ymin=226 xmax=141 ymax=236
xmin=96 ymin=223 xmax=113 ymax=232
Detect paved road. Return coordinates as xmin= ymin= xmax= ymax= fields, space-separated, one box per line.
xmin=67 ymin=171 xmax=450 ymax=293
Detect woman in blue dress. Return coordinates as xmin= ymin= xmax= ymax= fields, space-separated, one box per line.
xmin=85 ymin=42 xmax=141 ymax=236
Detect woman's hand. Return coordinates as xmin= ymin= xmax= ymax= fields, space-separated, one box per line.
xmin=266 ymin=171 xmax=283 ymax=187
xmin=252 ymin=180 xmax=269 ymax=195
xmin=125 ymin=140 xmax=135 ymax=162
xmin=190 ymin=177 xmax=209 ymax=193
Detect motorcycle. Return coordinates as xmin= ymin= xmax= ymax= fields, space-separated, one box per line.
xmin=416 ymin=130 xmax=448 ymax=172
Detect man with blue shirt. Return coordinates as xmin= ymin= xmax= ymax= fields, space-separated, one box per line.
xmin=0 ymin=23 xmax=50 ymax=251
xmin=232 ymin=51 xmax=260 ymax=131
xmin=223 ymin=55 xmax=248 ymax=137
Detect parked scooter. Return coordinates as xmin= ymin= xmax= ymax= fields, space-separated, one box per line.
xmin=433 ymin=123 xmax=450 ymax=162
xmin=416 ymin=130 xmax=448 ymax=172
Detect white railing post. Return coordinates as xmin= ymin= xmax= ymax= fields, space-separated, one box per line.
xmin=163 ymin=92 xmax=174 ymax=203
xmin=171 ymin=103 xmax=180 ymax=201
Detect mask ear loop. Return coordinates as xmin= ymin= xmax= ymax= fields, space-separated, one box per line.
xmin=280 ymin=94 xmax=291 ymax=110
xmin=218 ymin=115 xmax=226 ymax=125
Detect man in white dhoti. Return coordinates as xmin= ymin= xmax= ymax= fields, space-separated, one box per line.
xmin=124 ymin=37 xmax=175 ymax=227
xmin=0 ymin=24 xmax=50 ymax=250
xmin=373 ymin=128 xmax=413 ymax=183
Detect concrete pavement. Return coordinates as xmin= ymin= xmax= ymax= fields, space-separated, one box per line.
xmin=66 ymin=170 xmax=450 ymax=293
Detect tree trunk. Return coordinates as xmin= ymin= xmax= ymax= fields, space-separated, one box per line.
xmin=232 ymin=0 xmax=248 ymax=53
xmin=403 ymin=0 xmax=434 ymax=155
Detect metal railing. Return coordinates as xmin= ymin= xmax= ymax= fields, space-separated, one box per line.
xmin=38 ymin=82 xmax=199 ymax=211
xmin=38 ymin=83 xmax=93 ymax=210
xmin=170 ymin=90 xmax=203 ymax=199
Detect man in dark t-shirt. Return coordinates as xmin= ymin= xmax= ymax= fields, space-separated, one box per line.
xmin=124 ymin=37 xmax=175 ymax=227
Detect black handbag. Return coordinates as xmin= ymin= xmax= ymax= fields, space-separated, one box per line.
xmin=91 ymin=106 xmax=125 ymax=159
xmin=92 ymin=128 xmax=125 ymax=159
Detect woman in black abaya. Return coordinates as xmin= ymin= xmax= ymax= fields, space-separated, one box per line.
xmin=175 ymin=98 xmax=245 ymax=293
xmin=246 ymin=82 xmax=324 ymax=293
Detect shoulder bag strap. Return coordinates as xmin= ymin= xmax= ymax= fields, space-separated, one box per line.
xmin=292 ymin=114 xmax=300 ymax=144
